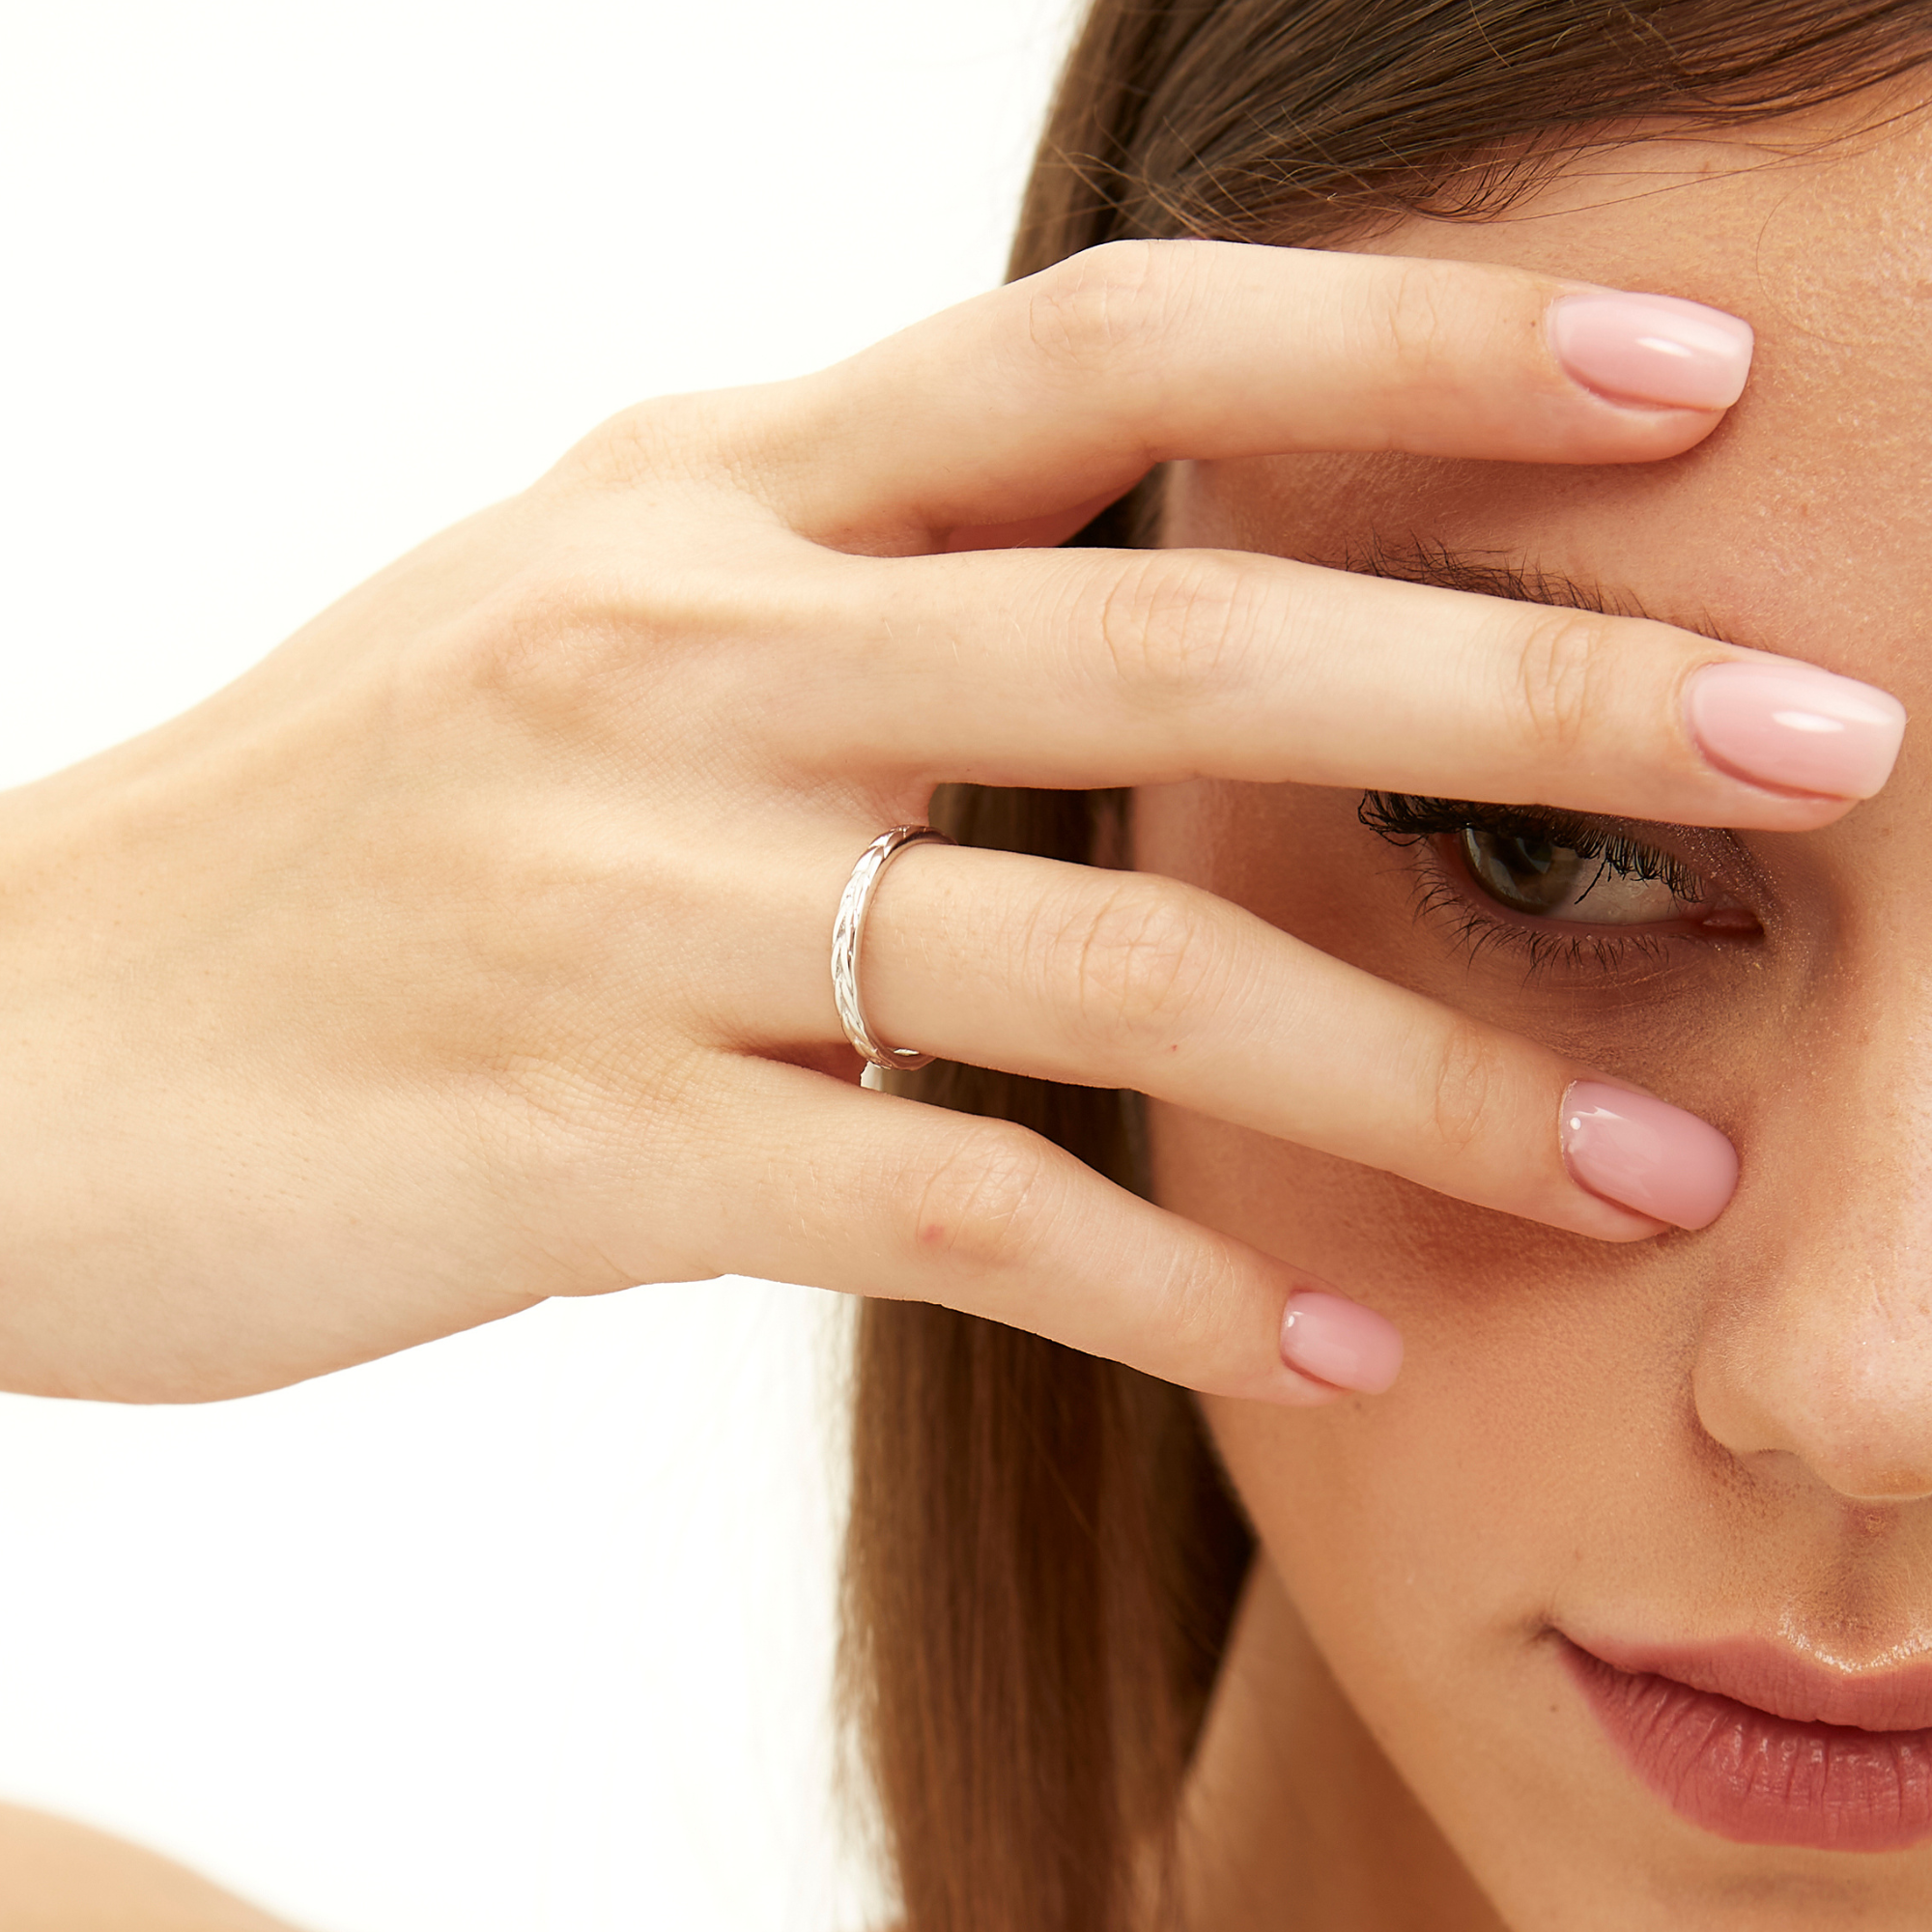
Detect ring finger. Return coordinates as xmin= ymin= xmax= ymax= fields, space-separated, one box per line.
xmin=743 ymin=834 xmax=1737 ymax=1243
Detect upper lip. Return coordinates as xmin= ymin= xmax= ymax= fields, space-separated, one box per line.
xmin=1568 ymin=1633 xmax=1932 ymax=1732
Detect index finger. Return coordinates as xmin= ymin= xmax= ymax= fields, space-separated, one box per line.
xmin=774 ymin=238 xmax=1754 ymax=541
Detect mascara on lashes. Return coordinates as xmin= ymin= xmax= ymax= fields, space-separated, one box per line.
xmin=1357 ymin=792 xmax=1761 ymax=976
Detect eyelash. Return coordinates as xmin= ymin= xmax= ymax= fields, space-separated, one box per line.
xmin=1356 ymin=791 xmax=1709 ymax=980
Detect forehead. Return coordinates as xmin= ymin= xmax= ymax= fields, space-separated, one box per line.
xmin=1176 ymin=95 xmax=1932 ymax=686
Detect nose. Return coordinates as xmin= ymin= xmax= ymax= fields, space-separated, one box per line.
xmin=1694 ymin=1078 xmax=1932 ymax=1503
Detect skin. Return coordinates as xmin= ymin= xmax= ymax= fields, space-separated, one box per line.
xmin=0 ymin=236 xmax=1858 ymax=1407
xmin=1150 ymin=96 xmax=1932 ymax=1931
xmin=0 ymin=79 xmax=1919 ymax=1924
xmin=0 ymin=1802 xmax=295 ymax=1928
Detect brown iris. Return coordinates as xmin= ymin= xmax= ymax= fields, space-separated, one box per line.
xmin=1455 ymin=827 xmax=1689 ymax=925
xmin=1459 ymin=828 xmax=1592 ymax=916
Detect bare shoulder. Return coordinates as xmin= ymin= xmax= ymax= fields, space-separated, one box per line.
xmin=0 ymin=1803 xmax=301 ymax=1930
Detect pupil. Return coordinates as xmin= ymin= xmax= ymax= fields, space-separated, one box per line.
xmin=1498 ymin=835 xmax=1555 ymax=881
xmin=1460 ymin=828 xmax=1586 ymax=915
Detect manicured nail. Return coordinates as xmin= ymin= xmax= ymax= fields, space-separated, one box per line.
xmin=1549 ymin=292 xmax=1753 ymax=410
xmin=1559 ymin=1081 xmax=1738 ymax=1231
xmin=1279 ymin=1291 xmax=1404 ymax=1395
xmin=1688 ymin=662 xmax=1906 ymax=800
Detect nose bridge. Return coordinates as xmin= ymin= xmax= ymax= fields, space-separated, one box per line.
xmin=1693 ymin=1017 xmax=1932 ymax=1502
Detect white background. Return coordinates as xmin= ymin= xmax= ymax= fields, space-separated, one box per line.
xmin=0 ymin=4 xmax=1074 ymax=1927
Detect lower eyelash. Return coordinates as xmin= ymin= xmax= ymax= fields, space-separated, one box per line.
xmin=1362 ymin=789 xmax=1713 ymax=981
xmin=1408 ymin=867 xmax=1675 ymax=982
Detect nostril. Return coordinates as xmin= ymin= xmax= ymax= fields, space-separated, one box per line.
xmin=1818 ymin=1463 xmax=1932 ymax=1507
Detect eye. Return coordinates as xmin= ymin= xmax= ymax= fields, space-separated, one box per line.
xmin=1456 ymin=827 xmax=1684 ymax=925
xmin=1358 ymin=791 xmax=1762 ymax=954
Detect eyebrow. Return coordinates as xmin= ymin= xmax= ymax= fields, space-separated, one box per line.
xmin=1325 ymin=535 xmax=1730 ymax=643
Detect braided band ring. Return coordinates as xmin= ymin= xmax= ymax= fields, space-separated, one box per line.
xmin=831 ymin=825 xmax=955 ymax=1072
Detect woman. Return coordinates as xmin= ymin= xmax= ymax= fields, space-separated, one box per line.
xmin=5 ymin=0 xmax=1929 ymax=1922
xmin=842 ymin=5 xmax=1932 ymax=1928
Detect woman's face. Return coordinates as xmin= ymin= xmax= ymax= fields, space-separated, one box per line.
xmin=1140 ymin=95 xmax=1932 ymax=1929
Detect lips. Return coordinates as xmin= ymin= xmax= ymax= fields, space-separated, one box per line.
xmin=1563 ymin=1635 xmax=1932 ymax=1852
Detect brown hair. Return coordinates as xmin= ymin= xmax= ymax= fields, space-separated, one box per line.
xmin=840 ymin=6 xmax=1932 ymax=1928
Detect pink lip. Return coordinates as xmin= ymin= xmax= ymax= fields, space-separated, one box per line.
xmin=1562 ymin=1635 xmax=1932 ymax=1852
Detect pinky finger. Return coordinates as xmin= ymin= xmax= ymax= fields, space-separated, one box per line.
xmin=706 ymin=1064 xmax=1402 ymax=1404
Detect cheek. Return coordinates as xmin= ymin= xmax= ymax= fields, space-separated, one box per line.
xmin=1167 ymin=1107 xmax=1705 ymax=1778
xmin=1134 ymin=773 xmax=1766 ymax=1691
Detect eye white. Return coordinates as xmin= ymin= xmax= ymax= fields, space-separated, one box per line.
xmin=1457 ymin=829 xmax=1690 ymax=925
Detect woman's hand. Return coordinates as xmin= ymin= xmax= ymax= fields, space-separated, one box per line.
xmin=0 ymin=239 xmax=1900 ymax=1405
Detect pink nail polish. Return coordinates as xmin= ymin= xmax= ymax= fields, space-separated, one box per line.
xmin=1688 ymin=662 xmax=1906 ymax=800
xmin=1559 ymin=1082 xmax=1738 ymax=1231
xmin=1279 ymin=1291 xmax=1404 ymax=1395
xmin=1548 ymin=293 xmax=1753 ymax=410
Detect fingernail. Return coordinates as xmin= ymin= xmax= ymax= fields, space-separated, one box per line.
xmin=1559 ymin=1081 xmax=1738 ymax=1231
xmin=1549 ymin=292 xmax=1753 ymax=410
xmin=1689 ymin=662 xmax=1906 ymax=800
xmin=1279 ymin=1291 xmax=1404 ymax=1395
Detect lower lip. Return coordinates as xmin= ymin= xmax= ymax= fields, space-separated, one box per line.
xmin=1564 ymin=1642 xmax=1932 ymax=1852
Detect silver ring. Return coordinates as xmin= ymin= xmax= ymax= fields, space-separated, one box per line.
xmin=832 ymin=825 xmax=955 ymax=1072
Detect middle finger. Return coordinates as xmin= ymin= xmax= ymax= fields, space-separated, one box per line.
xmin=782 ymin=543 xmax=1904 ymax=831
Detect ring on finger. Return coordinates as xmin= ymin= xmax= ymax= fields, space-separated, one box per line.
xmin=832 ymin=825 xmax=955 ymax=1073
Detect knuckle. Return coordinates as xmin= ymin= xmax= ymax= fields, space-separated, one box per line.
xmin=420 ymin=567 xmax=640 ymax=726
xmin=557 ymin=394 xmax=698 ymax=492
xmin=1369 ymin=257 xmax=1467 ymax=385
xmin=908 ymin=1124 xmax=1062 ymax=1279
xmin=1421 ymin=1015 xmax=1505 ymax=1160
xmin=1506 ymin=607 xmax=1619 ymax=765
xmin=554 ymin=388 xmax=786 ymax=505
xmin=1022 ymin=238 xmax=1170 ymax=378
xmin=404 ymin=542 xmax=800 ymax=735
xmin=1051 ymin=876 xmax=1226 ymax=1053
xmin=1142 ymin=1238 xmax=1246 ymax=1363
xmin=1091 ymin=550 xmax=1252 ymax=703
